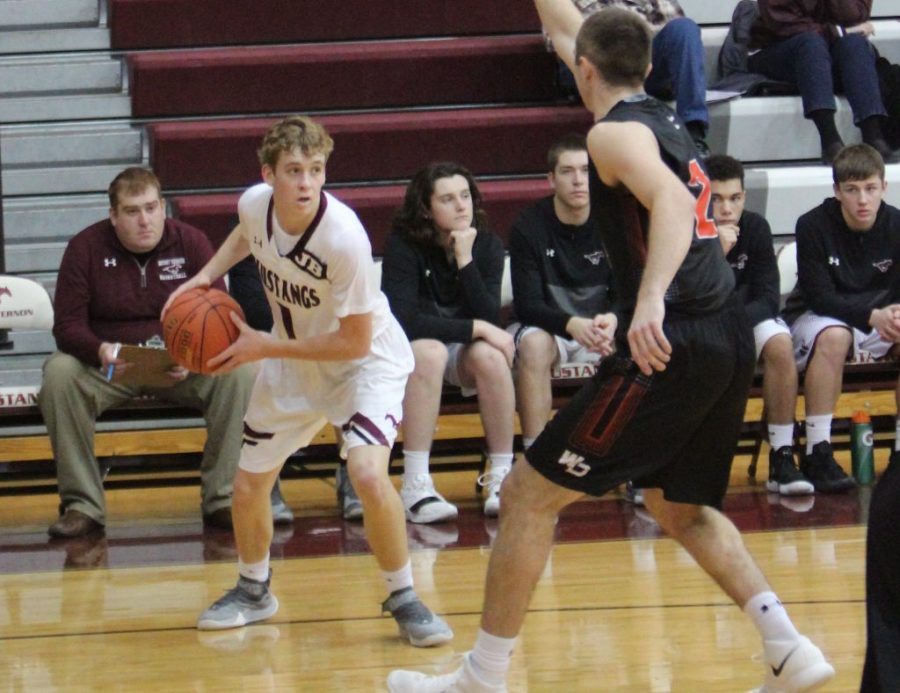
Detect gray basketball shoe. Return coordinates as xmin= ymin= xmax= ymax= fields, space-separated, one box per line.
xmin=381 ymin=586 xmax=453 ymax=647
xmin=197 ymin=571 xmax=279 ymax=630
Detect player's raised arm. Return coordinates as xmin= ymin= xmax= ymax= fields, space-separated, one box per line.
xmin=534 ymin=0 xmax=584 ymax=72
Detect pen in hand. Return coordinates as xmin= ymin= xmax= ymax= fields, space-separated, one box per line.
xmin=105 ymin=343 xmax=121 ymax=381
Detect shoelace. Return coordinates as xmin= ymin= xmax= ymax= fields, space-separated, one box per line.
xmin=405 ymin=475 xmax=438 ymax=493
xmin=476 ymin=469 xmax=508 ymax=495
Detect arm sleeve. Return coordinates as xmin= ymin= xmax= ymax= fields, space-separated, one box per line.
xmin=742 ymin=215 xmax=781 ymax=326
xmin=381 ymin=235 xmax=474 ymax=343
xmin=52 ymin=235 xmax=104 ymax=366
xmin=796 ymin=216 xmax=885 ymax=331
xmin=509 ymin=224 xmax=572 ymax=337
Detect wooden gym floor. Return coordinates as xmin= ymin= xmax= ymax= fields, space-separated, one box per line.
xmin=0 ymin=447 xmax=879 ymax=691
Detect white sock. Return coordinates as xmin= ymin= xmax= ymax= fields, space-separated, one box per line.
xmin=469 ymin=629 xmax=516 ymax=686
xmin=521 ymin=437 xmax=536 ymax=451
xmin=767 ymin=424 xmax=794 ymax=451
xmin=488 ymin=452 xmax=514 ymax=475
xmin=382 ymin=560 xmax=414 ymax=595
xmin=805 ymin=415 xmax=832 ymax=454
xmin=403 ymin=450 xmax=430 ymax=482
xmin=238 ymin=553 xmax=270 ymax=582
xmin=894 ymin=418 xmax=900 ymax=451
xmin=744 ymin=591 xmax=800 ymax=642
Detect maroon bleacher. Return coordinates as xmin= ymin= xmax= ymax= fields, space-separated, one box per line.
xmin=169 ymin=178 xmax=551 ymax=253
xmin=128 ymin=36 xmax=557 ymax=118
xmin=110 ymin=0 xmax=541 ymax=49
xmin=148 ymin=107 xmax=592 ymax=190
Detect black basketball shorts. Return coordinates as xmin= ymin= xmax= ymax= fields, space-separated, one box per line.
xmin=526 ymin=301 xmax=755 ymax=509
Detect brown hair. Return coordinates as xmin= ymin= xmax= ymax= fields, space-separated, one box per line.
xmin=392 ymin=162 xmax=488 ymax=246
xmin=108 ymin=167 xmax=162 ymax=209
xmin=257 ymin=115 xmax=335 ymax=169
xmin=547 ymin=133 xmax=588 ymax=172
xmin=575 ymin=8 xmax=651 ymax=88
xmin=832 ymin=143 xmax=885 ymax=184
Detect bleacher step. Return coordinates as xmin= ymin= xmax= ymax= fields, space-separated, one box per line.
xmin=4 ymin=163 xmax=142 ymax=196
xmin=0 ymin=355 xmax=44 ymax=387
xmin=0 ymin=0 xmax=100 ymax=30
xmin=0 ymin=53 xmax=122 ymax=96
xmin=3 ymin=331 xmax=55 ymax=356
xmin=128 ymin=36 xmax=557 ymax=118
xmin=1 ymin=122 xmax=141 ymax=168
xmin=4 ymin=241 xmax=66 ymax=274
xmin=1 ymin=27 xmax=110 ymax=55
xmin=3 ymin=194 xmax=110 ymax=243
xmin=711 ymin=96 xmax=852 ymax=163
xmin=147 ymin=107 xmax=592 ymax=190
xmin=680 ymin=0 xmax=898 ymax=26
xmin=0 ymin=92 xmax=131 ymax=125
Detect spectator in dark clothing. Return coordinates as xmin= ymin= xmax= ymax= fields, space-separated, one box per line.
xmin=783 ymin=144 xmax=900 ymax=493
xmin=508 ymin=133 xmax=615 ymax=451
xmin=749 ymin=0 xmax=898 ymax=164
xmin=382 ymin=162 xmax=516 ymax=521
xmin=707 ymin=155 xmax=814 ymax=497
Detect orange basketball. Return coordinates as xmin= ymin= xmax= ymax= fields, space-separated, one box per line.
xmin=162 ymin=287 xmax=245 ymax=374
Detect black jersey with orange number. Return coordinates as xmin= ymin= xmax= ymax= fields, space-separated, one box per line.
xmin=589 ymin=95 xmax=734 ymax=329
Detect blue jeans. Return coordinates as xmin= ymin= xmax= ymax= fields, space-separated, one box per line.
xmin=556 ymin=17 xmax=708 ymax=126
xmin=645 ymin=17 xmax=708 ymax=126
xmin=748 ymin=32 xmax=886 ymax=124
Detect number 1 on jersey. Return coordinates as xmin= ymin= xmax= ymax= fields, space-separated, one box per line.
xmin=688 ymin=160 xmax=718 ymax=239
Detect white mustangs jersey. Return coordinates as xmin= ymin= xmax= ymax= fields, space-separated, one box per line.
xmin=238 ymin=183 xmax=412 ymax=418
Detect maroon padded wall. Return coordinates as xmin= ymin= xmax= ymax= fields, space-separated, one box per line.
xmin=111 ymin=0 xmax=541 ymax=49
xmin=148 ymin=107 xmax=592 ymax=190
xmin=129 ymin=36 xmax=557 ymax=117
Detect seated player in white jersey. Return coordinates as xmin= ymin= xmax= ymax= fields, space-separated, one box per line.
xmin=163 ymin=115 xmax=452 ymax=647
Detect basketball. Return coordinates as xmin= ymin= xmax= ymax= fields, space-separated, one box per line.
xmin=162 ymin=287 xmax=245 ymax=374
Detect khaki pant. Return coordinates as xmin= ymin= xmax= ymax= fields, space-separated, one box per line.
xmin=38 ymin=351 xmax=254 ymax=524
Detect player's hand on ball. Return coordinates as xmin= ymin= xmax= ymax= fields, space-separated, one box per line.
xmin=161 ymin=273 xmax=212 ymax=318
xmin=208 ymin=311 xmax=270 ymax=374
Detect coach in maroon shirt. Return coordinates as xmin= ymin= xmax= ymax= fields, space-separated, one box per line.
xmin=38 ymin=167 xmax=257 ymax=538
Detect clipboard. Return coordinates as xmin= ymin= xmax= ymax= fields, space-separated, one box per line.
xmin=112 ymin=345 xmax=179 ymax=388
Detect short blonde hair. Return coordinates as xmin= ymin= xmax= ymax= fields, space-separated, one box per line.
xmin=257 ymin=115 xmax=334 ymax=169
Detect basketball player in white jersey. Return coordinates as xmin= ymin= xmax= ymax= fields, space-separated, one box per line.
xmin=164 ymin=115 xmax=452 ymax=646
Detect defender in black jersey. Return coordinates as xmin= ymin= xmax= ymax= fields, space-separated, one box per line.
xmin=388 ymin=5 xmax=834 ymax=692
